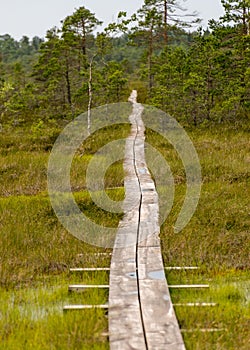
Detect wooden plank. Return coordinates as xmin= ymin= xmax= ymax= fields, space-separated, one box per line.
xmin=69 ymin=268 xmax=110 ymax=272
xmin=109 ymin=92 xmax=147 ymax=349
xmin=133 ymin=90 xmax=185 ymax=349
xmin=63 ymin=305 xmax=109 ymax=310
xmin=181 ymin=329 xmax=225 ymax=333
xmin=77 ymin=253 xmax=112 ymax=257
xmin=101 ymin=332 xmax=109 ymax=338
xmin=92 ymin=252 xmax=112 ymax=256
xmin=70 ymin=267 xmax=200 ymax=272
xmin=137 ymin=246 xmax=185 ymax=349
xmin=109 ymin=90 xmax=185 ymax=349
xmin=164 ymin=267 xmax=199 ymax=270
xmin=68 ymin=284 xmax=109 ymax=292
xmin=108 ymin=204 xmax=146 ymax=347
xmin=168 ymin=285 xmax=209 ymax=289
xmin=174 ymin=303 xmax=217 ymax=307
xmin=65 ymin=303 xmax=217 ymax=310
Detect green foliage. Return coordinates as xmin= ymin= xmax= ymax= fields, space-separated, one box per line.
xmin=220 ymin=0 xmax=250 ymax=35
xmin=0 ymin=117 xmax=249 ymax=349
xmin=0 ymin=3 xmax=249 ymax=349
xmin=0 ymin=34 xmax=42 ymax=63
xmin=0 ymin=2 xmax=249 ymax=125
xmin=144 ymin=0 xmax=200 ymax=37
xmin=62 ymin=6 xmax=102 ymax=56
xmin=146 ymin=20 xmax=250 ymax=124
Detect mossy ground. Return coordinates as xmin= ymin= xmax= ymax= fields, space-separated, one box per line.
xmin=0 ymin=121 xmax=249 ymax=349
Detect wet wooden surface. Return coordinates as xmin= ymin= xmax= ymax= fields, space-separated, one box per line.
xmin=108 ymin=91 xmax=185 ymax=350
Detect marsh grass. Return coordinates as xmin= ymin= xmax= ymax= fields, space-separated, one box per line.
xmin=0 ymin=284 xmax=109 ymax=349
xmin=145 ymin=125 xmax=250 ymax=269
xmin=0 ymin=123 xmax=129 ymax=197
xmin=0 ymin=121 xmax=249 ymax=349
xmin=170 ymin=272 xmax=250 ymax=350
xmin=147 ymin=123 xmax=250 ymax=349
xmin=0 ymin=123 xmax=128 ymax=349
xmin=163 ymin=268 xmax=250 ymax=349
xmin=0 ymin=192 xmax=112 ymax=349
xmin=0 ymin=194 xmax=115 ymax=288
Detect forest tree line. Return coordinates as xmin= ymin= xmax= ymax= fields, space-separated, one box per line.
xmin=0 ymin=0 xmax=249 ymax=127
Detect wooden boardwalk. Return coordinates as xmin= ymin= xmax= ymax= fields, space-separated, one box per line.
xmin=108 ymin=91 xmax=185 ymax=350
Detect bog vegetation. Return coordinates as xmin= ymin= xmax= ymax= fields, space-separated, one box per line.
xmin=0 ymin=0 xmax=249 ymax=349
xmin=0 ymin=0 xmax=249 ymax=126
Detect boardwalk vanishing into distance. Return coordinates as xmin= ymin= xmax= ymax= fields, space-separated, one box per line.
xmin=108 ymin=91 xmax=185 ymax=350
xmin=64 ymin=91 xmax=213 ymax=348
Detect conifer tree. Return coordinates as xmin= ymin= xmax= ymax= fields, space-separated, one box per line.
xmin=144 ymin=0 xmax=199 ymax=45
xmin=221 ymin=0 xmax=250 ymax=35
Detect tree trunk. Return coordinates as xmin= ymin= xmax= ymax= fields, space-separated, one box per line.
xmin=242 ymin=4 xmax=248 ymax=35
xmin=148 ymin=26 xmax=154 ymax=95
xmin=65 ymin=61 xmax=72 ymax=106
xmin=81 ymin=19 xmax=86 ymax=56
xmin=163 ymin=0 xmax=168 ymax=45
xmin=87 ymin=56 xmax=95 ymax=135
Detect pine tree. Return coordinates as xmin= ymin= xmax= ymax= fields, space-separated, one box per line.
xmin=144 ymin=0 xmax=200 ymax=45
xmin=130 ymin=4 xmax=162 ymax=94
xmin=33 ymin=28 xmax=79 ymax=117
xmin=61 ymin=7 xmax=102 ymax=57
xmin=221 ymin=0 xmax=250 ymax=35
xmin=215 ymin=0 xmax=250 ymax=118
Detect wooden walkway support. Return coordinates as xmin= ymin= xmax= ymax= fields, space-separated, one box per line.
xmin=108 ymin=91 xmax=185 ymax=350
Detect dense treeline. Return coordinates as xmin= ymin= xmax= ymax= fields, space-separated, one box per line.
xmin=0 ymin=0 xmax=249 ymax=127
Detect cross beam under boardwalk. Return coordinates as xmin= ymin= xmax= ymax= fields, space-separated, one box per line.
xmin=108 ymin=91 xmax=185 ymax=350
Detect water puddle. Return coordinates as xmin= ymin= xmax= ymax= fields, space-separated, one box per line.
xmin=148 ymin=270 xmax=165 ymax=280
xmin=163 ymin=294 xmax=170 ymax=301
xmin=126 ymin=272 xmax=137 ymax=279
xmin=139 ymin=168 xmax=147 ymax=174
xmin=127 ymin=291 xmax=138 ymax=296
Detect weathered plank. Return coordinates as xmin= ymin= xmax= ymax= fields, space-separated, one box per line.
xmin=64 ymin=302 xmax=217 ymax=310
xmin=69 ymin=268 xmax=110 ymax=272
xmin=168 ymin=285 xmax=209 ymax=289
xmin=68 ymin=284 xmax=109 ymax=292
xmin=174 ymin=303 xmax=217 ymax=307
xmin=108 ymin=92 xmax=147 ymax=349
xmin=63 ymin=305 xmax=109 ymax=310
xmin=164 ymin=267 xmax=199 ymax=270
xmin=77 ymin=253 xmax=112 ymax=257
xmin=108 ymin=90 xmax=185 ymax=349
xmin=70 ymin=267 xmax=199 ymax=272
xmin=181 ymin=329 xmax=225 ymax=333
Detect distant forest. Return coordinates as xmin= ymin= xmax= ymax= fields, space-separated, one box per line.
xmin=0 ymin=0 xmax=249 ymax=127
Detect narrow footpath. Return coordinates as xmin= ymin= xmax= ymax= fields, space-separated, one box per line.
xmin=108 ymin=90 xmax=185 ymax=350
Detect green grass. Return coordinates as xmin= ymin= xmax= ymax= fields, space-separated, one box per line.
xmin=0 ymin=281 xmax=109 ymax=349
xmin=0 ymin=121 xmax=249 ymax=349
xmin=0 ymin=192 xmax=113 ymax=349
xmin=146 ymin=122 xmax=250 ymax=349
xmin=167 ymin=270 xmax=250 ymax=350
xmin=0 ymin=123 xmax=128 ymax=349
